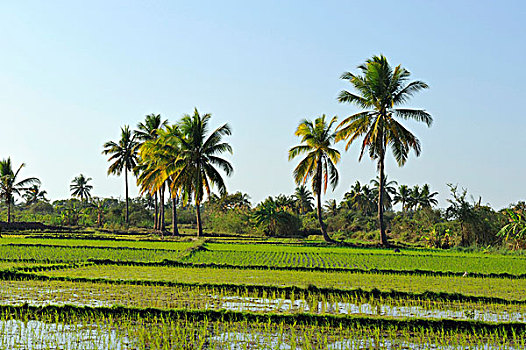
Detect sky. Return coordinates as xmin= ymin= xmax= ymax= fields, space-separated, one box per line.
xmin=0 ymin=0 xmax=525 ymax=209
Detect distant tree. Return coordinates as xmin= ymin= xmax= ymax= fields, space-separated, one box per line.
xmin=370 ymin=175 xmax=398 ymax=211
xmin=102 ymin=125 xmax=139 ymax=225
xmin=445 ymin=184 xmax=476 ymax=246
xmin=294 ymin=185 xmax=314 ymax=214
xmin=0 ymin=158 xmax=40 ymax=223
xmin=393 ymin=185 xmax=411 ymax=212
xmin=23 ymin=185 xmax=48 ymax=205
xmin=498 ymin=209 xmax=526 ymax=250
xmin=70 ymin=174 xmax=93 ymax=202
xmin=253 ymin=197 xmax=300 ymax=237
xmin=336 ymin=55 xmax=432 ymax=246
xmin=324 ymin=199 xmax=338 ymax=217
xmin=289 ymin=115 xmax=340 ymax=243
xmin=343 ymin=181 xmax=375 ymax=216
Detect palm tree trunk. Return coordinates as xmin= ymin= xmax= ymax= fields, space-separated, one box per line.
xmin=196 ymin=200 xmax=203 ymax=237
xmin=378 ymin=154 xmax=388 ymax=247
xmin=159 ymin=185 xmax=165 ymax=235
xmin=317 ymin=191 xmax=332 ymax=243
xmin=7 ymin=197 xmax=11 ymax=224
xmin=171 ymin=195 xmax=179 ymax=236
xmin=125 ymin=169 xmax=129 ymax=225
xmin=154 ymin=192 xmax=158 ymax=230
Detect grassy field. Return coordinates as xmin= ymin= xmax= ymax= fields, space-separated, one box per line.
xmin=1 ymin=234 xmax=525 ymax=349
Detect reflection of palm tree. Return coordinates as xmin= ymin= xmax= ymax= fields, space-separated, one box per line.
xmin=0 ymin=158 xmax=41 ymax=223
xmin=70 ymin=174 xmax=93 ymax=202
xmin=336 ymin=55 xmax=432 ymax=246
xmin=289 ymin=115 xmax=340 ymax=243
xmin=294 ymin=185 xmax=314 ymax=214
xmin=102 ymin=125 xmax=139 ymax=225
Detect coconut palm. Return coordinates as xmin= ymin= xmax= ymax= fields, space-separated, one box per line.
xmin=370 ymin=175 xmax=398 ymax=211
xmin=166 ymin=109 xmax=233 ymax=237
xmin=70 ymin=174 xmax=93 ymax=202
xmin=324 ymin=199 xmax=338 ymax=217
xmin=294 ymin=185 xmax=314 ymax=214
xmin=102 ymin=125 xmax=139 ymax=225
xmin=343 ymin=181 xmax=375 ymax=215
xmin=135 ymin=113 xmax=168 ymax=229
xmin=289 ymin=115 xmax=340 ymax=243
xmin=418 ymin=184 xmax=439 ymax=208
xmin=23 ymin=185 xmax=48 ymax=205
xmin=393 ymin=185 xmax=411 ymax=212
xmin=137 ymin=124 xmax=182 ymax=235
xmin=336 ymin=55 xmax=432 ymax=246
xmin=0 ymin=158 xmax=40 ymax=223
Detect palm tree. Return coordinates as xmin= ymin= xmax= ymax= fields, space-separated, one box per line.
xmin=418 ymin=184 xmax=439 ymax=208
xmin=294 ymin=185 xmax=314 ymax=214
xmin=135 ymin=113 xmax=168 ymax=230
xmin=167 ymin=109 xmax=233 ymax=237
xmin=324 ymin=199 xmax=338 ymax=217
xmin=70 ymin=174 xmax=93 ymax=202
xmin=23 ymin=185 xmax=48 ymax=205
xmin=102 ymin=125 xmax=139 ymax=225
xmin=289 ymin=115 xmax=340 ymax=243
xmin=336 ymin=55 xmax=432 ymax=246
xmin=370 ymin=175 xmax=398 ymax=211
xmin=343 ymin=181 xmax=376 ymax=216
xmin=0 ymin=158 xmax=40 ymax=223
xmin=393 ymin=185 xmax=411 ymax=212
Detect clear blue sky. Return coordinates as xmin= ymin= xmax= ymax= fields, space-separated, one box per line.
xmin=1 ymin=0 xmax=525 ymax=209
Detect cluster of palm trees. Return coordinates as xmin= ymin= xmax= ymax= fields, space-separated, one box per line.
xmin=102 ymin=109 xmax=233 ymax=236
xmin=0 ymin=158 xmax=41 ymax=223
xmin=289 ymin=55 xmax=432 ymax=245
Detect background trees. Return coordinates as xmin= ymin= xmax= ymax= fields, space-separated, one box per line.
xmin=336 ymin=55 xmax=432 ymax=246
xmin=0 ymin=158 xmax=40 ymax=223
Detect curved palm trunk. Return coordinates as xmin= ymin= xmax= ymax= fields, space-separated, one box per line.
xmin=196 ymin=200 xmax=203 ymax=237
xmin=378 ymin=154 xmax=389 ymax=247
xmin=125 ymin=169 xmax=129 ymax=225
xmin=159 ymin=185 xmax=165 ymax=235
xmin=171 ymin=195 xmax=179 ymax=236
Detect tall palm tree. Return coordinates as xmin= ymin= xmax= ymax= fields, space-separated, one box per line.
xmin=289 ymin=115 xmax=340 ymax=243
xmin=0 ymin=158 xmax=40 ymax=223
xmin=167 ymin=109 xmax=233 ymax=237
xmin=336 ymin=55 xmax=432 ymax=246
xmin=135 ymin=114 xmax=168 ymax=230
xmin=102 ymin=125 xmax=139 ymax=225
xmin=70 ymin=174 xmax=93 ymax=202
xmin=418 ymin=184 xmax=439 ymax=208
xmin=293 ymin=185 xmax=314 ymax=214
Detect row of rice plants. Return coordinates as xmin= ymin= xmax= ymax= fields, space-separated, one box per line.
xmin=0 ymin=237 xmax=194 ymax=250
xmin=0 ymin=305 xmax=525 ymax=349
xmin=184 ymin=248 xmax=526 ymax=276
xmin=0 ymin=244 xmax=185 ymax=263
xmin=1 ymin=279 xmax=524 ymax=323
xmin=37 ymin=265 xmax=526 ymax=300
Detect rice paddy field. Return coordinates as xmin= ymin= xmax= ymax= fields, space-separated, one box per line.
xmin=1 ymin=234 xmax=526 ymax=349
